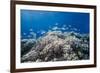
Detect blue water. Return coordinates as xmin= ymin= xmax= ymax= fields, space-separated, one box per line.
xmin=21 ymin=9 xmax=90 ymax=39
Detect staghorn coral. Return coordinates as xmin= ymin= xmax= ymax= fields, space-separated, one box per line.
xmin=21 ymin=31 xmax=89 ymax=63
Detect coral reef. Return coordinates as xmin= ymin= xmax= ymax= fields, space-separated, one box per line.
xmin=21 ymin=31 xmax=89 ymax=63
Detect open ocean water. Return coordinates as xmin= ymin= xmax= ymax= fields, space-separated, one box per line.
xmin=21 ymin=10 xmax=89 ymax=39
